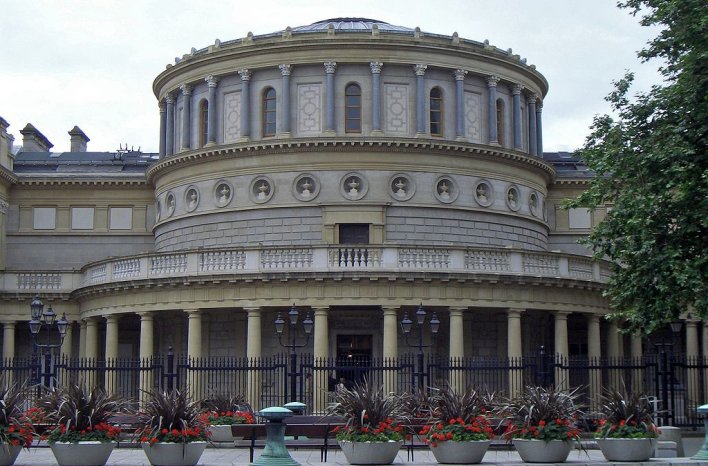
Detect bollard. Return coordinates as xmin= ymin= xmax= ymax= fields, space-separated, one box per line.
xmin=692 ymin=404 xmax=708 ymax=460
xmin=251 ymin=407 xmax=299 ymax=466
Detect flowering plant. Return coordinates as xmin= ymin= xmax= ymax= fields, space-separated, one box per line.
xmin=0 ymin=383 xmax=35 ymax=448
xmin=38 ymin=383 xmax=128 ymax=444
xmin=138 ymin=389 xmax=208 ymax=444
xmin=202 ymin=410 xmax=254 ymax=426
xmin=333 ymin=417 xmax=404 ymax=442
xmin=420 ymin=416 xmax=494 ymax=446
xmin=594 ymin=388 xmax=659 ymax=439
xmin=498 ymin=385 xmax=583 ymax=443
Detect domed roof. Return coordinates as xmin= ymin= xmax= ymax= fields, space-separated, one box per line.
xmin=291 ymin=18 xmax=413 ymax=33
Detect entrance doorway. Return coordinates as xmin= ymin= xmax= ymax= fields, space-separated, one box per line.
xmin=335 ymin=334 xmax=373 ymax=388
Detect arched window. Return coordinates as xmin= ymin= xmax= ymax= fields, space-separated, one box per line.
xmin=262 ymin=87 xmax=276 ymax=137
xmin=496 ymin=98 xmax=505 ymax=145
xmin=430 ymin=87 xmax=443 ymax=136
xmin=199 ymin=100 xmax=208 ymax=147
xmin=345 ymin=83 xmax=361 ymax=133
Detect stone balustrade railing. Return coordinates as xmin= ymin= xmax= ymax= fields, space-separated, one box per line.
xmin=0 ymin=246 xmax=609 ymax=294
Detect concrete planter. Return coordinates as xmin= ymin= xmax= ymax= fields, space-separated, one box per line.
xmin=207 ymin=424 xmax=234 ymax=443
xmin=141 ymin=441 xmax=207 ymax=466
xmin=338 ymin=440 xmax=403 ymax=465
xmin=430 ymin=440 xmax=490 ymax=464
xmin=0 ymin=444 xmax=22 ymax=466
xmin=513 ymin=439 xmax=572 ymax=463
xmin=597 ymin=438 xmax=657 ymax=461
xmin=50 ymin=441 xmax=115 ymax=466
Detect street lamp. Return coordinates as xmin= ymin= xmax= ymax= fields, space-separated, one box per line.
xmin=274 ymin=303 xmax=313 ymax=402
xmin=400 ymin=303 xmax=440 ymax=389
xmin=28 ymin=295 xmax=69 ymax=389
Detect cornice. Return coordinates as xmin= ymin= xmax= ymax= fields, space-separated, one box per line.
xmin=146 ymin=138 xmax=556 ymax=184
xmin=15 ymin=176 xmax=150 ymax=187
xmin=0 ymin=166 xmax=18 ymax=186
xmin=551 ymin=178 xmax=593 ymax=187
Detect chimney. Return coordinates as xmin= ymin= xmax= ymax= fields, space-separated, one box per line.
xmin=20 ymin=123 xmax=53 ymax=152
xmin=69 ymin=126 xmax=90 ymax=152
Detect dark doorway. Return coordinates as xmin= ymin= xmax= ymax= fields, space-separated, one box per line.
xmin=335 ymin=334 xmax=373 ymax=387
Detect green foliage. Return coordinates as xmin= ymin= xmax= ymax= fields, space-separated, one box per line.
xmin=568 ymin=0 xmax=708 ymax=333
xmin=595 ymin=387 xmax=659 ymax=438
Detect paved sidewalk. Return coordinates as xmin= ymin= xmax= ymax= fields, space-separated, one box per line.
xmin=11 ymin=447 xmax=708 ymax=466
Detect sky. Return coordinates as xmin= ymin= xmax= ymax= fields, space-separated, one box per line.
xmin=0 ymin=0 xmax=662 ymax=154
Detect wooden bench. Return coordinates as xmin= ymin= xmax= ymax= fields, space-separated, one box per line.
xmin=231 ymin=415 xmax=345 ymax=462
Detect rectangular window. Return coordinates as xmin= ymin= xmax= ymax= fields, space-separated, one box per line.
xmin=33 ymin=207 xmax=56 ymax=230
xmin=71 ymin=207 xmax=95 ymax=230
xmin=109 ymin=207 xmax=133 ymax=230
xmin=339 ymin=224 xmax=369 ymax=244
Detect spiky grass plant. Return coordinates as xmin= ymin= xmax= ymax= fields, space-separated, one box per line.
xmin=328 ymin=378 xmax=408 ymax=442
xmin=200 ymin=393 xmax=254 ymax=426
xmin=0 ymin=382 xmax=34 ymax=448
xmin=138 ymin=389 xmax=207 ymax=444
xmin=498 ymin=385 xmax=582 ymax=442
xmin=595 ymin=387 xmax=659 ymax=438
xmin=39 ymin=383 xmax=127 ymax=443
xmin=419 ymin=386 xmax=495 ymax=444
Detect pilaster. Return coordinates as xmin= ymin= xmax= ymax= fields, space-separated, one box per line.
xmin=414 ymin=64 xmax=427 ymax=136
xmin=487 ymin=75 xmax=500 ymax=145
xmin=238 ymin=69 xmax=251 ymax=141
xmin=158 ymin=100 xmax=166 ymax=158
xmin=453 ymin=69 xmax=467 ymax=141
xmin=279 ymin=65 xmax=292 ymax=137
xmin=205 ymin=75 xmax=219 ymax=145
xmin=370 ymin=62 xmax=383 ymax=135
xmin=324 ymin=62 xmax=337 ymax=135
xmin=179 ymin=83 xmax=192 ymax=150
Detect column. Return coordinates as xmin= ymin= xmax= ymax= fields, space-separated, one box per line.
xmin=60 ymin=322 xmax=73 ymax=359
xmin=78 ymin=320 xmax=87 ymax=359
xmin=84 ymin=318 xmax=99 ymax=388
xmin=323 ymin=62 xmax=337 ymax=134
xmin=414 ymin=64 xmax=427 ymax=135
xmin=245 ymin=307 xmax=262 ymax=410
xmin=180 ymin=84 xmax=192 ymax=150
xmin=487 ymin=75 xmax=500 ymax=144
xmin=685 ymin=319 xmax=700 ymax=414
xmin=279 ymin=65 xmax=292 ymax=137
xmin=158 ymin=100 xmax=166 ymax=158
xmin=185 ymin=309 xmax=202 ymax=399
xmin=554 ymin=311 xmax=570 ymax=390
xmin=312 ymin=306 xmax=329 ymax=413
xmin=507 ymin=309 xmax=524 ymax=396
xmin=205 ymin=75 xmax=219 ymax=145
xmin=138 ymin=312 xmax=154 ymax=406
xmin=453 ymin=69 xmax=467 ymax=141
xmin=607 ymin=319 xmax=621 ymax=390
xmin=536 ymin=100 xmax=543 ymax=156
xmin=238 ymin=69 xmax=251 ymax=140
xmin=2 ymin=321 xmax=15 ymax=385
xmin=527 ymin=94 xmax=537 ymax=156
xmin=104 ymin=315 xmax=119 ymax=394
xmin=382 ymin=306 xmax=398 ymax=395
xmin=370 ymin=62 xmax=383 ymax=134
xmin=448 ymin=307 xmax=465 ymax=393
xmin=630 ymin=332 xmax=643 ymax=394
xmin=512 ymin=84 xmax=523 ymax=149
xmin=165 ymin=94 xmax=175 ymax=156
xmin=587 ymin=314 xmax=602 ymax=406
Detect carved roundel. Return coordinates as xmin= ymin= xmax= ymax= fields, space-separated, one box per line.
xmin=340 ymin=172 xmax=368 ymax=200
xmin=213 ymin=180 xmax=233 ymax=207
xmin=505 ymin=185 xmax=521 ymax=211
xmin=250 ymin=176 xmax=274 ymax=204
xmin=473 ymin=180 xmax=494 ymax=207
xmin=434 ymin=176 xmax=458 ymax=204
xmin=185 ymin=186 xmax=200 ymax=213
xmin=528 ymin=191 xmax=540 ymax=217
xmin=164 ymin=192 xmax=176 ymax=218
xmin=389 ymin=174 xmax=415 ymax=201
xmin=292 ymin=173 xmax=320 ymax=202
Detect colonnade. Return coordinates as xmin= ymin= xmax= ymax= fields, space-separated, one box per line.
xmin=158 ymin=61 xmax=544 ymax=158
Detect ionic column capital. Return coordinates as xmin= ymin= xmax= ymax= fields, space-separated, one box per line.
xmin=205 ymin=75 xmax=219 ymax=87
xmin=554 ymin=311 xmax=572 ymax=320
xmin=369 ymin=61 xmax=383 ymax=74
xmin=453 ymin=69 xmax=467 ymax=81
xmin=238 ymin=69 xmax=251 ymax=81
xmin=507 ymin=308 xmax=525 ymax=318
xmin=279 ymin=64 xmax=292 ymax=76
xmin=184 ymin=309 xmax=202 ymax=317
xmin=323 ymin=61 xmax=337 ymax=74
xmin=413 ymin=64 xmax=427 ymax=76
xmin=137 ymin=311 xmax=154 ymax=321
xmin=486 ymin=75 xmax=501 ymax=87
xmin=105 ymin=314 xmax=119 ymax=324
xmin=179 ymin=83 xmax=192 ymax=96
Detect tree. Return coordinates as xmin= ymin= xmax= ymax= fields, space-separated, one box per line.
xmin=568 ymin=0 xmax=707 ymax=333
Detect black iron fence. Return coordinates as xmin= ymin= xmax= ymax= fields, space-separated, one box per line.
xmin=1 ymin=351 xmax=705 ymax=428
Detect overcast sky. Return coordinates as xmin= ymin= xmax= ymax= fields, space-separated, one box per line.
xmin=1 ymin=0 xmax=662 ymax=154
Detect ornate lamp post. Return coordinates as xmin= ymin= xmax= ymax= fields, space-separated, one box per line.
xmin=28 ymin=295 xmax=69 ymax=389
xmin=400 ymin=303 xmax=440 ymax=389
xmin=274 ymin=304 xmax=313 ymax=403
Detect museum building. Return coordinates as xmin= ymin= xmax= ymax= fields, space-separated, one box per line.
xmin=1 ymin=18 xmax=705 ymax=408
